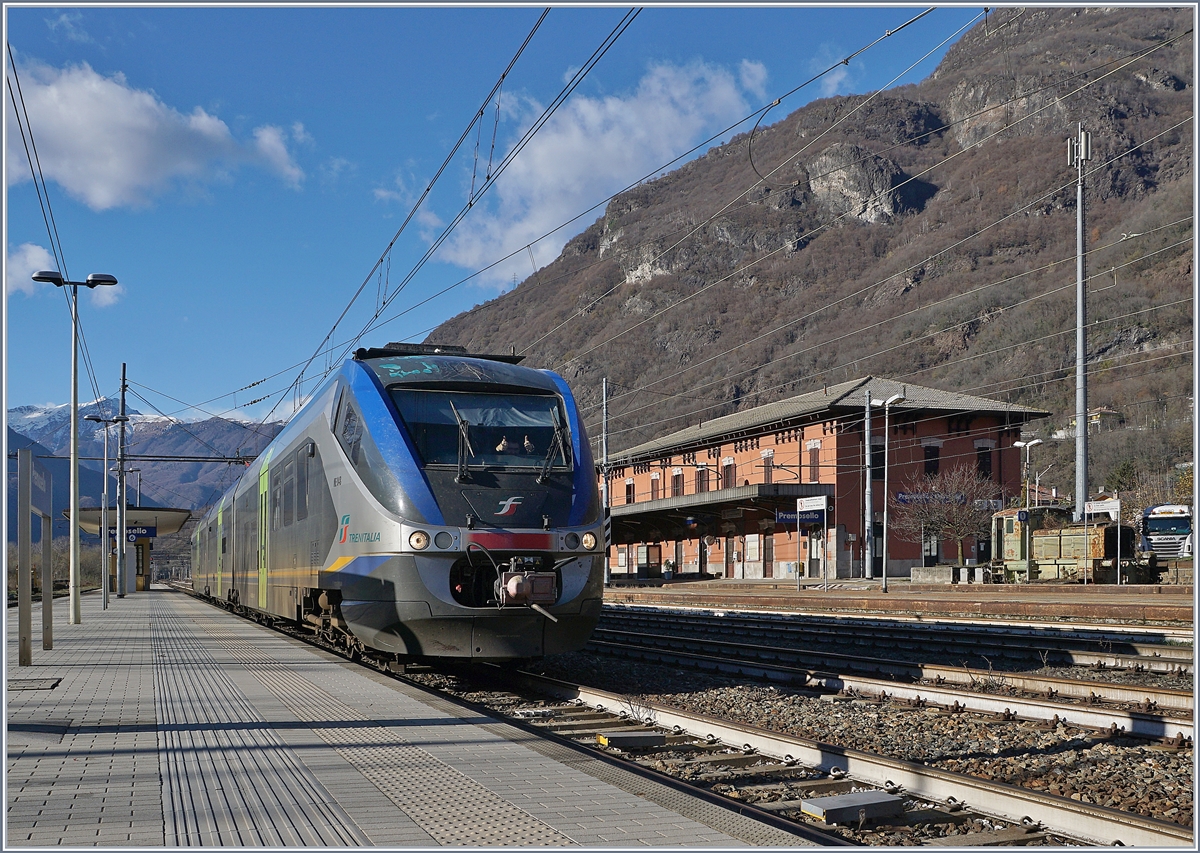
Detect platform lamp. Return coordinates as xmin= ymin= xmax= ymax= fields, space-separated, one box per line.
xmin=33 ymin=269 xmax=118 ymax=624
xmin=83 ymin=413 xmax=127 ymax=610
xmin=1013 ymin=439 xmax=1043 ymax=579
xmin=871 ymin=392 xmax=906 ymax=593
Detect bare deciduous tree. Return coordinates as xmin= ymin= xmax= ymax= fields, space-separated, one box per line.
xmin=889 ymin=465 xmax=1001 ymax=565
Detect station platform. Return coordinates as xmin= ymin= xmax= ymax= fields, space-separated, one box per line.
xmin=6 ymin=587 xmax=814 ymax=848
xmin=603 ymin=578 xmax=1194 ymax=626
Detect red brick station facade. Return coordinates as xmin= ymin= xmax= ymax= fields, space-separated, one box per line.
xmin=601 ymin=376 xmax=1048 ymax=581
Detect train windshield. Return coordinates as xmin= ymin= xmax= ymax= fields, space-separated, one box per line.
xmin=391 ymin=389 xmax=571 ymax=470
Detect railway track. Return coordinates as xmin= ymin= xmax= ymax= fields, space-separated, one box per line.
xmin=414 ymin=665 xmax=1193 ymax=848
xmin=587 ymin=637 xmax=1194 ymax=741
xmin=600 ymin=604 xmax=1194 ymax=675
xmin=174 ymin=584 xmax=1193 ymax=846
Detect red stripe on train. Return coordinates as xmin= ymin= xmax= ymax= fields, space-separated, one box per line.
xmin=466 ymin=532 xmax=553 ymax=551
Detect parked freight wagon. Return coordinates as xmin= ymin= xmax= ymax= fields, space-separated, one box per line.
xmin=1030 ymin=522 xmax=1140 ymax=583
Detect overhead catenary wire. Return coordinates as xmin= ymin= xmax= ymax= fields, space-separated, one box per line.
xmin=360 ymin=24 xmax=1187 ymax=359
xmin=555 ymin=33 xmax=1193 ymax=381
xmin=576 ymin=109 xmax=1193 ymax=430
xmin=582 ymin=221 xmax=1193 ymax=437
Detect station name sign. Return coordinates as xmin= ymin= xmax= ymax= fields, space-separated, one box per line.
xmin=778 ymin=496 xmax=828 ymax=526
xmin=108 ymin=525 xmax=157 ymax=542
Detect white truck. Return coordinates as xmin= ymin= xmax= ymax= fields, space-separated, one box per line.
xmin=1140 ymin=504 xmax=1192 ymax=560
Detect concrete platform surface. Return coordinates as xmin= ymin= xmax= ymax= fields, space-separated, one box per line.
xmin=7 ymin=588 xmax=816 ymax=847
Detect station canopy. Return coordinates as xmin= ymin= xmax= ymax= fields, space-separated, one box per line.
xmin=69 ymin=507 xmax=191 ymax=536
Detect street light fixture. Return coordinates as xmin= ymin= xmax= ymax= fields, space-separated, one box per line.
xmin=33 ymin=269 xmax=118 ymax=624
xmin=1013 ymin=439 xmax=1043 ymax=580
xmin=871 ymin=392 xmax=906 ymax=593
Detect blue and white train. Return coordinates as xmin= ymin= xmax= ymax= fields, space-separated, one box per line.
xmin=192 ymin=343 xmax=604 ymax=661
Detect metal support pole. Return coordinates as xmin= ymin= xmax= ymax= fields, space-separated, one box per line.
xmin=863 ymin=389 xmax=873 ymax=579
xmin=1070 ymin=123 xmax=1092 ymax=522
xmin=18 ymin=449 xmax=33 ymax=666
xmin=601 ymin=377 xmax=610 ymax=586
xmin=68 ymin=284 xmax=82 ymax=624
xmin=117 ymin=363 xmax=128 ymax=598
xmin=42 ymin=506 xmax=53 ymax=650
xmin=101 ymin=426 xmax=110 ymax=609
xmin=881 ymin=403 xmax=892 ymax=593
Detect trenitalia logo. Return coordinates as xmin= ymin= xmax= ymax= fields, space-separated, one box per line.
xmin=495 ymin=496 xmax=523 ymax=516
xmin=338 ymin=513 xmax=381 ymax=544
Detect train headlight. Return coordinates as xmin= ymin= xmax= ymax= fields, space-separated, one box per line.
xmin=409 ymin=530 xmax=430 ymax=551
xmin=581 ymin=532 xmax=597 ymax=550
xmin=564 ymin=532 xmax=580 ymax=550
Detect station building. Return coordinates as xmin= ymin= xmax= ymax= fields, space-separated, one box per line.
xmin=602 ymin=376 xmax=1048 ymax=581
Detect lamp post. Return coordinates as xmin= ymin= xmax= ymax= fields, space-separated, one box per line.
xmin=32 ymin=270 xmax=118 ymax=623
xmin=1035 ymin=463 xmax=1054 ymax=507
xmin=871 ymin=392 xmax=906 ymax=593
xmin=83 ymin=414 xmax=126 ymax=610
xmin=1014 ymin=439 xmax=1043 ymax=579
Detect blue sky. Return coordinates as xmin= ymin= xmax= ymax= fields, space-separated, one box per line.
xmin=5 ymin=4 xmax=982 ymax=425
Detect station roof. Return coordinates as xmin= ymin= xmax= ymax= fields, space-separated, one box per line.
xmin=70 ymin=507 xmax=191 ymax=536
xmin=609 ymin=483 xmax=834 ymax=545
xmin=610 ymin=376 xmax=1049 ymax=465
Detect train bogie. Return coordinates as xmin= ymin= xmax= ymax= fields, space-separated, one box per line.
xmin=193 ymin=343 xmax=605 ymax=661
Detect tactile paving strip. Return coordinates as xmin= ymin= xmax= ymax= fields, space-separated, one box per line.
xmin=405 ymin=686 xmax=818 ymax=847
xmin=150 ymin=605 xmax=369 ymax=847
xmin=202 ymin=624 xmax=572 ymax=846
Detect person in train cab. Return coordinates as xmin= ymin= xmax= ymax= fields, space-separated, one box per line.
xmin=524 ymin=435 xmax=535 ymax=454
xmin=496 ymin=436 xmax=510 ymax=453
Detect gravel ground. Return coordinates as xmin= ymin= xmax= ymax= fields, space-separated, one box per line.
xmin=525 ymin=651 xmax=1194 ymax=828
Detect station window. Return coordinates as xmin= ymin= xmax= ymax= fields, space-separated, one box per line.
xmin=650 ymin=476 xmax=660 ymax=501
xmin=695 ymin=467 xmax=710 ymax=493
xmin=976 ymin=447 xmax=993 ymax=480
xmin=871 ymin=440 xmax=884 ymax=480
xmin=625 ymin=480 xmax=635 ymax=505
xmin=808 ymin=446 xmax=820 ymax=482
xmin=924 ymin=444 xmax=941 ymax=476
xmin=722 ymin=461 xmax=736 ymax=488
xmin=671 ymin=470 xmax=684 ymax=497
xmin=762 ymin=457 xmax=774 ymax=485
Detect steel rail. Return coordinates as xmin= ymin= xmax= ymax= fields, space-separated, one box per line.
xmin=512 ymin=670 xmax=1195 ymax=848
xmin=588 ymin=639 xmax=1194 ymax=741
xmin=592 ymin=627 xmax=1194 ymax=711
xmin=604 ymin=600 xmax=1195 ymax=640
xmin=602 ymin=606 xmax=1195 ymax=668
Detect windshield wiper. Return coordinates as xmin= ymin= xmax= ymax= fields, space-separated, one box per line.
xmin=450 ymin=401 xmax=475 ymax=483
xmin=537 ymin=407 xmax=569 ymax=484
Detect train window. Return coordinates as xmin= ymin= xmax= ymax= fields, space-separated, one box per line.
xmin=271 ymin=470 xmax=282 ymax=531
xmin=390 ymin=388 xmax=571 ymax=471
xmin=295 ymin=446 xmax=309 ymax=521
xmin=282 ymin=458 xmax=295 ymax=527
xmin=338 ymin=402 xmax=364 ymax=465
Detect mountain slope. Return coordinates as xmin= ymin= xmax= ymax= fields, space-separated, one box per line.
xmin=427 ymin=6 xmax=1194 ymax=495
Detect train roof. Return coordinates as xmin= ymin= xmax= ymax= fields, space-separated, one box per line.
xmin=354 ymin=342 xmax=560 ymax=394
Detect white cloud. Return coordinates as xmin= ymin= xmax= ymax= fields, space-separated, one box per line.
xmin=5 ymin=243 xmax=55 ymax=295
xmin=440 ymin=61 xmax=753 ymax=287
xmin=253 ymin=125 xmax=305 ymax=188
xmin=810 ymin=45 xmax=858 ymax=98
xmin=739 ymin=60 xmax=768 ymax=100
xmin=45 ymin=12 xmax=93 ymax=44
xmin=87 ymin=281 xmax=124 ymax=308
xmin=5 ymin=61 xmax=305 ymax=209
